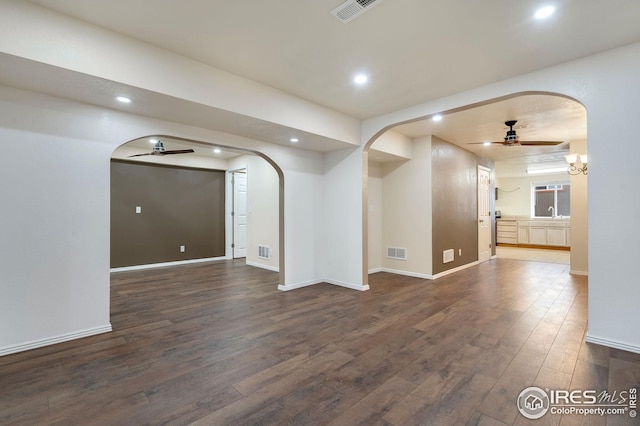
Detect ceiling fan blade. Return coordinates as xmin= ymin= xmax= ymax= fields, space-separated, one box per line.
xmin=466 ymin=141 xmax=504 ymax=145
xmin=127 ymin=152 xmax=153 ymax=157
xmin=518 ymin=140 xmax=564 ymax=146
xmin=161 ymin=149 xmax=195 ymax=155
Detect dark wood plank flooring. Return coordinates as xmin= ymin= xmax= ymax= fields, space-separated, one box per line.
xmin=1 ymin=259 xmax=639 ymax=425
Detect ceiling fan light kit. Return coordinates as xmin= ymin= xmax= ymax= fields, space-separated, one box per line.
xmin=128 ymin=140 xmax=195 ymax=158
xmin=468 ymin=120 xmax=564 ymax=147
xmin=503 ymin=120 xmax=519 ymax=143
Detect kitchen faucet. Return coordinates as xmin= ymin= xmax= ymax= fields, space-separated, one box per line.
xmin=548 ymin=206 xmax=555 ymax=217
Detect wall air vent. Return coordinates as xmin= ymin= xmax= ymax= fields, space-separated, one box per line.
xmin=443 ymin=249 xmax=454 ymax=264
xmin=258 ymin=245 xmax=271 ymax=260
xmin=386 ymin=246 xmax=407 ymax=260
xmin=331 ymin=0 xmax=385 ymax=23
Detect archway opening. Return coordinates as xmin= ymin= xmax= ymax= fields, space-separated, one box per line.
xmin=110 ymin=134 xmax=285 ymax=286
xmin=362 ymin=91 xmax=587 ymax=285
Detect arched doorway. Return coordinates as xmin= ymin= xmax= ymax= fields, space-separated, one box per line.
xmin=110 ymin=134 xmax=285 ymax=286
xmin=362 ymin=92 xmax=587 ymax=286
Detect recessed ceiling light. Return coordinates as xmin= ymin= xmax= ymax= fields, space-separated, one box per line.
xmin=354 ymin=74 xmax=368 ymax=85
xmin=213 ymin=148 xmax=221 ymax=154
xmin=290 ymin=138 xmax=299 ymax=143
xmin=149 ymin=138 xmax=159 ymax=144
xmin=483 ymin=142 xmax=492 ymax=146
xmin=534 ymin=5 xmax=555 ymax=19
xmin=116 ymin=96 xmax=132 ymax=103
xmin=432 ymin=114 xmax=443 ymax=122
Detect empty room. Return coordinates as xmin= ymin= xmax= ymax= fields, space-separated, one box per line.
xmin=1 ymin=1 xmax=639 ymax=424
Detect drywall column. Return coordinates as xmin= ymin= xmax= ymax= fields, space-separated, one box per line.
xmin=380 ymin=137 xmax=433 ymax=278
xmin=367 ymin=162 xmax=383 ymax=273
xmin=568 ymin=139 xmax=588 ymax=275
xmin=583 ymin=55 xmax=639 ymax=352
xmin=0 ymin=95 xmax=113 ymax=354
xmin=322 ymin=147 xmax=369 ymax=290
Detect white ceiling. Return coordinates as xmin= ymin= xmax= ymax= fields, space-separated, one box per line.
xmin=28 ymin=0 xmax=640 ymax=119
xmin=8 ymin=1 xmax=640 ymax=168
xmin=390 ymin=93 xmax=586 ymax=164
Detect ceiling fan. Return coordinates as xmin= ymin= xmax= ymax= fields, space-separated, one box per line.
xmin=469 ymin=120 xmax=564 ymax=146
xmin=128 ymin=140 xmax=194 ymax=157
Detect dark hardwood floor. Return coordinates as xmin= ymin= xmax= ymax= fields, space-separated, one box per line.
xmin=1 ymin=259 xmax=639 ymax=425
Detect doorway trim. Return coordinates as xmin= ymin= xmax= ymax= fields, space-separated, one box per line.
xmin=226 ymin=166 xmax=248 ymax=259
xmin=478 ymin=165 xmax=492 ymax=263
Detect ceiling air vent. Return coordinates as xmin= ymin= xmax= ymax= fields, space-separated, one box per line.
xmin=331 ymin=0 xmax=385 ymax=23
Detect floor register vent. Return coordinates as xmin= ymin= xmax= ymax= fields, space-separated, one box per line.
xmin=386 ymin=246 xmax=407 ymax=260
xmin=331 ymin=0 xmax=385 ymax=23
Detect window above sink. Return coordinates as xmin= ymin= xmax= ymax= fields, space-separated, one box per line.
xmin=531 ymin=180 xmax=570 ymax=219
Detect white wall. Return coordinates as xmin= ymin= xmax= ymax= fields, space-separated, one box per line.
xmin=380 ymin=136 xmax=433 ymax=277
xmin=363 ymin=42 xmax=640 ymax=353
xmin=495 ymin=173 xmax=569 ymax=217
xmin=321 ymin=148 xmax=368 ymax=291
xmin=369 ymin=130 xmax=412 ymax=159
xmin=0 ymin=86 xmax=327 ymax=355
xmin=227 ymin=155 xmax=280 ymax=271
xmin=0 ymin=127 xmax=112 ymax=352
xmin=367 ymin=161 xmax=383 ymax=272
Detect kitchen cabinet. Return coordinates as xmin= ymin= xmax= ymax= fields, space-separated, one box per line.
xmin=496 ymin=220 xmax=517 ymax=244
xmin=547 ymin=226 xmax=568 ymax=246
xmin=529 ymin=226 xmax=547 ymax=245
xmin=498 ymin=218 xmax=570 ymax=247
xmin=517 ymin=226 xmax=529 ymax=244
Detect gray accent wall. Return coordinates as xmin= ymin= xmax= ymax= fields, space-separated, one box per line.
xmin=111 ymin=160 xmax=226 ymax=268
xmin=431 ymin=137 xmax=494 ymax=275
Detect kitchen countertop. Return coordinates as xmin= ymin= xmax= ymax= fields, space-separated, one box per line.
xmin=497 ymin=216 xmax=570 ymax=222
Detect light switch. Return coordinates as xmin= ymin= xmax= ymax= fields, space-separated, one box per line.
xmin=135 ymin=206 xmax=142 ymax=214
xmin=180 ymin=245 xmax=185 ymax=253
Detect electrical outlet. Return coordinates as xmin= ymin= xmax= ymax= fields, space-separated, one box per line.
xmin=180 ymin=245 xmax=185 ymax=253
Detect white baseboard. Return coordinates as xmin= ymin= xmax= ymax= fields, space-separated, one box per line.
xmin=368 ymin=267 xmax=383 ymax=274
xmin=0 ymin=324 xmax=112 ymax=357
xmin=278 ymin=278 xmax=370 ymax=292
xmin=278 ymin=279 xmax=321 ymax=291
xmin=375 ymin=261 xmax=480 ymax=281
xmin=110 ymin=257 xmax=226 ymax=272
xmin=570 ymin=270 xmax=589 ymax=276
xmin=432 ymin=261 xmax=479 ymax=280
xmin=324 ymin=278 xmax=370 ymax=291
xmin=246 ymin=260 xmax=279 ymax=272
xmin=585 ymin=333 xmax=640 ymax=354
xmin=381 ymin=268 xmax=433 ymax=280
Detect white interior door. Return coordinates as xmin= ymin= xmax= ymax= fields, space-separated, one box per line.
xmin=478 ymin=166 xmax=492 ymax=263
xmin=233 ymin=170 xmax=248 ymax=258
